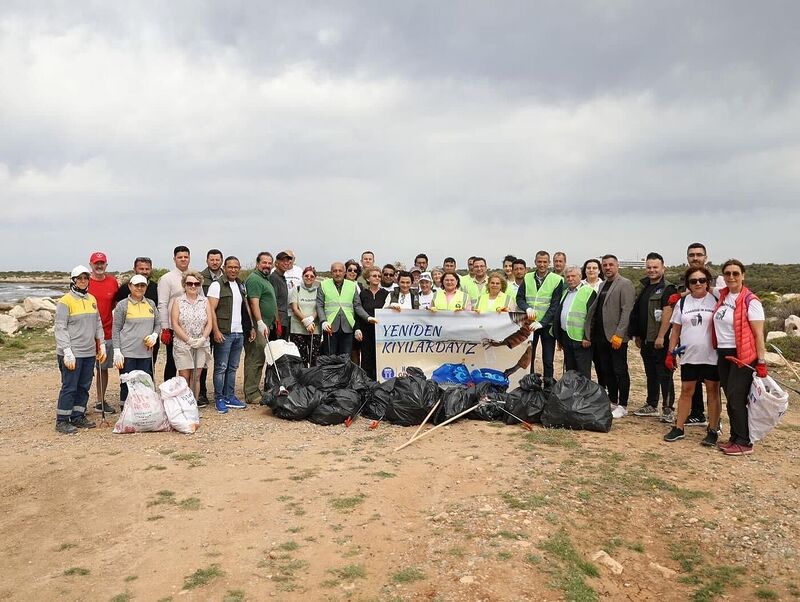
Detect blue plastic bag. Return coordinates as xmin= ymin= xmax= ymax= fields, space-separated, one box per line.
xmin=470 ymin=368 xmax=509 ymax=389
xmin=431 ymin=363 xmax=473 ymax=385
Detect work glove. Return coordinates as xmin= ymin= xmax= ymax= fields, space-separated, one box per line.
xmin=275 ymin=321 xmax=284 ymax=338
xmin=322 ymin=321 xmax=332 ymax=334
xmin=256 ymin=320 xmax=269 ymax=339
xmin=531 ymin=321 xmax=543 ymax=331
xmin=113 ymin=348 xmax=124 ymax=369
xmin=526 ymin=308 xmax=536 ymax=321
xmin=355 ymin=329 xmax=363 ymax=342
xmin=63 ymin=348 xmax=76 ymax=370
xmin=756 ymin=361 xmax=768 ymax=378
xmin=143 ymin=332 xmax=158 ymax=349
xmin=610 ymin=335 xmax=623 ymax=350
xmin=301 ymin=316 xmax=315 ymax=327
xmin=160 ymin=328 xmax=173 ymax=345
xmin=96 ymin=341 xmax=107 ymax=364
xmin=667 ymin=293 xmax=681 ymax=307
xmin=665 ymin=353 xmax=675 ymax=371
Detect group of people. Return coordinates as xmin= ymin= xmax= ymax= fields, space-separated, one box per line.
xmin=53 ymin=244 xmax=768 ymax=456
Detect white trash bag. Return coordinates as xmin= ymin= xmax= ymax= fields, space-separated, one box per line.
xmin=114 ymin=370 xmax=171 ymax=433
xmin=747 ymin=374 xmax=789 ymax=444
xmin=159 ymin=376 xmax=200 ymax=434
xmin=265 ymin=339 xmax=301 ymax=365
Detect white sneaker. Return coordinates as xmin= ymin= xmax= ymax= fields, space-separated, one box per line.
xmin=611 ymin=405 xmax=628 ymax=418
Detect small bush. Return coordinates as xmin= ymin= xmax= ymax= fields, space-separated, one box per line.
xmin=770 ymin=336 xmax=800 ymax=362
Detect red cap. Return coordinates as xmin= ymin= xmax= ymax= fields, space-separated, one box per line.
xmin=89 ymin=251 xmax=108 ymax=264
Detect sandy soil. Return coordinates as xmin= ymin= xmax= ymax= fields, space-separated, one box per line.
xmin=0 ymin=349 xmax=798 ymax=602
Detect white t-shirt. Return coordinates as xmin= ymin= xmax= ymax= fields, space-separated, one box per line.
xmin=670 ymin=293 xmax=718 ymax=365
xmin=712 ymin=292 xmax=764 ymax=348
xmin=207 ymin=281 xmax=244 ymax=333
xmin=283 ymin=265 xmax=303 ymax=292
xmin=418 ymin=291 xmax=434 ymax=310
xmin=384 ymin=291 xmax=414 ymax=309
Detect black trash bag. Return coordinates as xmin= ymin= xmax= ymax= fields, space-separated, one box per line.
xmin=261 ymin=374 xmax=299 ymax=407
xmin=541 ymin=370 xmax=613 ymax=432
xmin=506 ymin=373 xmax=548 ymax=424
xmin=261 ymin=355 xmax=306 ymax=405
xmin=383 ymin=367 xmax=440 ymax=426
xmin=268 ymin=385 xmax=325 ymax=420
xmin=470 ymin=381 xmax=509 ymax=421
xmin=308 ymin=389 xmax=361 ymax=426
xmin=363 ymin=378 xmax=393 ymax=420
xmin=297 ymin=354 xmax=354 ymax=391
xmin=433 ymin=385 xmax=477 ymax=424
xmin=348 ymin=362 xmax=377 ymax=405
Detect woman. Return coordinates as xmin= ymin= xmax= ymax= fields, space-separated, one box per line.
xmin=712 ymin=259 xmax=766 ymax=456
xmin=383 ymin=271 xmax=420 ymax=311
xmin=289 ymin=266 xmax=322 ymax=367
xmin=418 ymin=272 xmax=435 ymax=309
xmin=345 ymin=259 xmax=362 ymax=291
xmin=357 ymin=267 xmax=389 ymax=379
xmin=663 ymin=266 xmax=721 ymax=446
xmin=475 ymin=272 xmax=514 ymax=313
xmin=112 ymin=274 xmax=160 ymax=407
xmin=581 ymin=258 xmax=603 ymax=292
xmin=431 ymin=268 xmax=444 ymax=290
xmin=429 ymin=272 xmax=471 ymax=311
xmin=54 ymin=265 xmax=105 ymax=434
xmin=170 ymin=271 xmax=213 ymax=399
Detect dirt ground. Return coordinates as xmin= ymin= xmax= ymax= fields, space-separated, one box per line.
xmin=0 ymin=344 xmax=798 ymax=602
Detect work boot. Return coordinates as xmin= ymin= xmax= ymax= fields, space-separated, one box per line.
xmin=56 ymin=421 xmax=78 ymax=435
xmin=71 ymin=415 xmax=97 ymax=429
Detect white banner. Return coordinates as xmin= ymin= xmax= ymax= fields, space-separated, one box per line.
xmin=374 ymin=309 xmax=534 ymax=388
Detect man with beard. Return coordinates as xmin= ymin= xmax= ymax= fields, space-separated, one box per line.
xmin=243 ymin=252 xmax=278 ymax=404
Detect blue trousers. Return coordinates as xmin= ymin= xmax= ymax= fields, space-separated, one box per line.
xmin=56 ymin=355 xmax=95 ymax=421
xmin=213 ymin=333 xmax=244 ymax=401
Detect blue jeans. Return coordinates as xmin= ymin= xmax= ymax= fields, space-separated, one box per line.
xmin=120 ymin=357 xmax=154 ymax=401
xmin=56 ymin=355 xmax=95 ymax=421
xmin=213 ymin=332 xmax=244 ymax=401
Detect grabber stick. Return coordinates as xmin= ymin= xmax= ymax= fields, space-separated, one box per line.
xmin=96 ymin=359 xmax=109 ymax=427
xmin=725 ymin=355 xmax=800 ymax=395
xmin=495 ymin=405 xmax=534 ymax=431
xmin=394 ymin=402 xmax=482 ymax=452
xmin=770 ymin=344 xmax=800 ymax=382
xmin=407 ymin=399 xmax=442 ymax=441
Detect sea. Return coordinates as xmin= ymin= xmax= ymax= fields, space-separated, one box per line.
xmin=0 ymin=282 xmax=68 ymax=304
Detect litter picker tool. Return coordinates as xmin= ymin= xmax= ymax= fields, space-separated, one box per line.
xmin=407 ymin=399 xmax=442 ymax=441
xmin=494 ymin=404 xmax=533 ymax=431
xmin=394 ymin=401 xmax=482 ymax=452
xmin=96 ymin=359 xmax=110 ymax=428
xmin=770 ymin=344 xmax=800 ymax=382
xmin=345 ymin=396 xmax=372 ymax=427
xmin=264 ymin=338 xmax=289 ymax=397
xmin=725 ymin=356 xmax=800 ymax=395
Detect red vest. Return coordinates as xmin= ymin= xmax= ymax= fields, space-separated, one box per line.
xmin=712 ymin=286 xmax=759 ymax=364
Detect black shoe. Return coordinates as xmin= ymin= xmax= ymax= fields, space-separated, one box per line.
xmin=685 ymin=416 xmax=707 ymax=427
xmin=55 ymin=421 xmax=78 ymax=435
xmin=664 ymin=427 xmax=685 ymax=442
xmin=196 ymin=394 xmax=209 ymax=407
xmin=94 ymin=402 xmax=116 ymax=414
xmin=71 ymin=415 xmax=96 ymax=429
xmin=701 ymin=429 xmax=719 ymax=447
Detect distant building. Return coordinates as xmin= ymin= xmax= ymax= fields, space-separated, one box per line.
xmin=619 ymin=259 xmax=646 ymax=269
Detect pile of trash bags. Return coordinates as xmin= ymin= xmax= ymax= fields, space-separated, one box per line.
xmin=113 ymin=371 xmax=200 ymax=434
xmin=262 ymin=359 xmax=613 ymax=433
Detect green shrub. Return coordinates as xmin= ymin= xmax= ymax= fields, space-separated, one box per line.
xmin=769 ymin=337 xmax=800 ymax=362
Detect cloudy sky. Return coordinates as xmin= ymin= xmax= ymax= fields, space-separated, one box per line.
xmin=1 ymin=1 xmax=798 ymax=271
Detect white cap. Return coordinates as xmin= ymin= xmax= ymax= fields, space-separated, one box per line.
xmin=419 ymin=271 xmax=433 ymax=282
xmin=129 ymin=274 xmax=148 ymax=286
xmin=70 ymin=265 xmax=91 ymax=279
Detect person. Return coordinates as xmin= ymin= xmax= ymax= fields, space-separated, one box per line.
xmin=158 ymin=245 xmax=191 ymax=381
xmin=112 ymin=274 xmax=159 ymax=407
xmin=114 ymin=257 xmax=160 ymax=368
xmin=553 ymin=251 xmax=567 ymax=276
xmin=712 ymin=259 xmax=767 ymax=456
xmin=585 ymin=255 xmax=636 ymax=418
xmin=345 ymin=259 xmax=362 ymax=291
xmin=430 ymin=272 xmax=471 ymax=311
xmin=317 ymin=261 xmax=375 ymax=356
xmin=418 ymin=272 xmax=435 ymax=309
xmin=87 ymin=251 xmax=118 ymax=413
xmin=243 ymin=252 xmax=278 ymax=404
xmin=502 ymin=255 xmax=516 ymax=283
xmin=414 ymin=253 xmax=429 ymax=272
xmin=516 ymin=251 xmax=564 ymax=379
xmin=358 ymin=267 xmax=389 ymax=379
xmin=289 ymin=266 xmax=322 ymax=367
xmin=54 ymin=266 xmax=105 ymax=434
xmin=383 ymin=271 xmax=420 ymax=310
xmin=357 ymin=250 xmax=375 ymax=287
xmin=551 ymin=266 xmax=596 ymax=379
xmin=460 ymin=256 xmax=478 ymax=297
xmin=462 ymin=257 xmax=489 ymax=304
xmin=408 ymin=266 xmax=422 ymax=291
xmin=509 ymin=258 xmax=527 ymax=295
xmin=431 ymin=267 xmax=444 ymax=290
xmin=269 ymin=251 xmax=292 ymax=341
xmin=207 ymin=256 xmax=255 ymax=414
xmin=442 ymin=257 xmax=457 ymax=275
xmin=663 ymin=266 xmax=721 ymax=445
xmin=581 ymin=258 xmax=603 ymax=292
xmin=198 ymin=249 xmax=225 ymax=405
xmin=629 ymin=252 xmax=677 ymax=420
xmin=475 ymin=272 xmax=514 ymax=313
xmin=170 ymin=271 xmax=212 ymax=400
xmin=282 ymin=249 xmax=303 ymax=291
xmin=380 ymin=264 xmax=397 ymax=291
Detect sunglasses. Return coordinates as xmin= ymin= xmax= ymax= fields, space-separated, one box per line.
xmin=185 ymin=281 xmax=201 ymax=287
xmin=383 ymin=272 xmax=395 ymax=277
xmin=723 ymin=271 xmax=742 ymax=277
xmin=688 ymin=278 xmax=708 ymax=285
xmin=347 ymin=268 xmax=358 ymax=273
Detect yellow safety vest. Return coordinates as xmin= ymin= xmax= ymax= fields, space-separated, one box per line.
xmin=523 ymin=272 xmax=563 ymax=320
xmin=433 ymin=290 xmax=469 ymax=311
xmin=321 ymin=278 xmax=357 ymax=327
xmin=475 ymin=294 xmax=512 ymax=312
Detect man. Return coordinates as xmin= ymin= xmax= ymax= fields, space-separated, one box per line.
xmin=87 ymin=251 xmax=119 ymax=413
xmin=157 ymin=245 xmax=191 ymax=381
xmin=270 ymin=251 xmax=292 ymax=341
xmin=586 ymin=255 xmax=636 ymax=418
xmin=553 ymin=252 xmax=567 ymax=277
xmin=516 ymin=251 xmax=564 ymax=379
xmin=409 ymin=266 xmax=422 ymax=292
xmin=207 ymin=256 xmax=255 ymax=414
xmin=552 ymin=266 xmax=596 ymax=378
xmin=317 ymin=261 xmax=374 ymax=356
xmin=197 ymin=248 xmax=223 ymax=405
xmin=282 ymin=249 xmax=303 ymax=291
xmin=115 ymin=256 xmax=159 ymax=364
xmin=380 ymin=264 xmax=397 ymax=291
xmin=414 ymin=253 xmax=429 ymax=272
xmin=243 ymin=252 xmax=278 ymax=404
xmin=357 ymin=250 xmax=375 ymax=287
xmin=442 ymin=257 xmax=457 ymax=274
xmin=629 ymin=252 xmax=677 ymax=419
xmin=462 ymin=257 xmax=489 ymax=304
xmin=509 ymin=258 xmax=528 ymax=295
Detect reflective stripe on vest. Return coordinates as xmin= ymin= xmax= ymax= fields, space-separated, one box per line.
xmin=433 ymin=290 xmax=468 ymax=311
xmin=524 ymin=272 xmax=563 ymax=319
xmin=559 ymin=285 xmax=594 ymax=342
xmin=321 ymin=278 xmax=357 ymax=328
xmin=476 ymin=294 xmax=512 ymax=313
